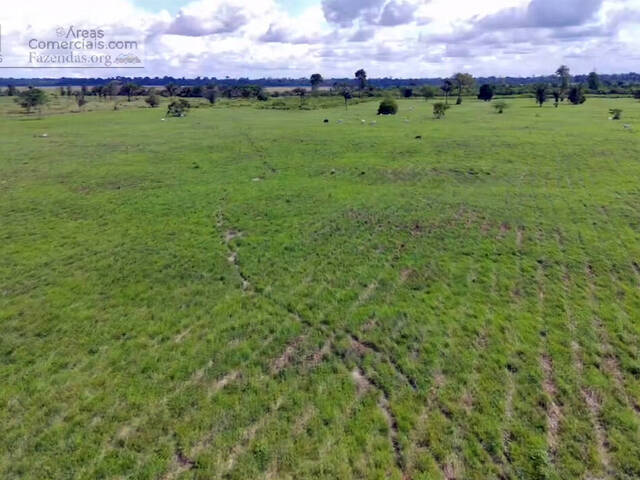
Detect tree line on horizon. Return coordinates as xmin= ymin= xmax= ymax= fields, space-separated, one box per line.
xmin=1 ymin=71 xmax=640 ymax=92
xmin=6 ymin=65 xmax=640 ymax=114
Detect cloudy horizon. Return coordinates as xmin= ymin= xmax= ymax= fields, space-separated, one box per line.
xmin=1 ymin=0 xmax=639 ymax=78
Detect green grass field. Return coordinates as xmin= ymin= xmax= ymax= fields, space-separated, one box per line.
xmin=1 ymin=95 xmax=639 ymax=480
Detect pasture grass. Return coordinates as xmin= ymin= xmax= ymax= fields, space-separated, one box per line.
xmin=1 ymin=96 xmax=640 ymax=479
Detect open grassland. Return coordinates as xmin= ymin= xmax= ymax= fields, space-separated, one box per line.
xmin=1 ymin=96 xmax=640 ymax=480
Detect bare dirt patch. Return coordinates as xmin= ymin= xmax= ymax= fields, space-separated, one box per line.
xmin=582 ymin=388 xmax=611 ymax=475
xmin=541 ymin=354 xmax=562 ymax=454
xmin=357 ymin=281 xmax=378 ymax=305
xmin=516 ymin=226 xmax=525 ymax=249
xmin=271 ymin=336 xmax=305 ymax=374
xmin=351 ymin=367 xmax=405 ymax=474
xmin=304 ymin=337 xmax=333 ymax=369
xmin=173 ymin=327 xmax=191 ymax=343
xmin=224 ymin=230 xmax=242 ymax=243
xmin=208 ymin=370 xmax=240 ymax=397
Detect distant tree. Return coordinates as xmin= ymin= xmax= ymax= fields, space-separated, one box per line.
xmin=75 ymin=93 xmax=87 ymax=110
xmin=568 ymin=85 xmax=586 ymax=105
xmin=203 ymin=85 xmax=218 ymax=104
xmin=452 ymin=73 xmax=474 ymax=104
xmin=145 ymin=92 xmax=160 ymax=108
xmin=310 ymin=73 xmax=323 ymax=92
xmin=633 ymin=90 xmax=640 ymax=100
xmin=103 ymin=81 xmax=120 ymax=99
xmin=552 ymin=89 xmax=561 ymax=103
xmin=534 ymin=84 xmax=548 ymax=107
xmin=433 ymin=102 xmax=450 ymax=119
xmin=120 ymin=83 xmax=139 ymax=102
xmin=166 ymin=98 xmax=190 ymax=117
xmin=401 ymin=87 xmax=413 ymax=98
xmin=609 ymin=108 xmax=622 ymax=120
xmin=587 ymin=71 xmax=600 ymax=90
xmin=164 ymin=82 xmax=180 ymax=97
xmin=60 ymin=86 xmax=66 ymax=96
xmin=555 ymin=65 xmax=571 ymax=92
xmin=355 ymin=69 xmax=367 ymax=91
xmin=441 ymin=79 xmax=453 ymax=104
xmin=15 ymin=87 xmax=48 ymax=114
xmin=90 ymin=85 xmax=104 ymax=99
xmin=81 ymin=85 xmax=88 ymax=96
xmin=340 ymin=87 xmax=352 ymax=109
xmin=378 ymin=97 xmax=398 ymax=115
xmin=493 ymin=100 xmax=508 ymax=114
xmin=66 ymin=86 xmax=72 ymax=97
xmin=7 ymin=85 xmax=17 ymax=96
xmin=256 ymin=90 xmax=269 ymax=101
xmin=478 ymin=84 xmax=494 ymax=101
xmin=292 ymin=87 xmax=306 ymax=106
xmin=419 ymin=85 xmax=436 ymax=101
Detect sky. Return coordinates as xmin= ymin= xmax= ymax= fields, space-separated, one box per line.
xmin=1 ymin=0 xmax=639 ymax=78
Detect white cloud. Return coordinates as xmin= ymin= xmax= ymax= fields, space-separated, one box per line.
xmin=0 ymin=0 xmax=639 ymax=78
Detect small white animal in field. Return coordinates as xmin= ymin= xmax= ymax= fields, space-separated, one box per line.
xmin=623 ymin=124 xmax=632 ymax=129
xmin=161 ymin=118 xmax=166 ymax=121
xmin=40 ymin=133 xmax=48 ymax=138
xmin=361 ymin=119 xmax=366 ymax=124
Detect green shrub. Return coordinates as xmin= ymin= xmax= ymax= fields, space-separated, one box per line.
xmin=433 ymin=102 xmax=450 ymax=119
xmin=609 ymin=108 xmax=623 ymax=120
xmin=15 ymin=87 xmax=48 ymax=113
xmin=568 ymin=86 xmax=586 ymax=105
xmin=145 ymin=94 xmax=160 ymax=108
xmin=377 ymin=98 xmax=398 ymax=115
xmin=269 ymin=100 xmax=287 ymax=109
xmin=166 ymin=99 xmax=190 ymax=117
xmin=493 ymin=101 xmax=508 ymax=114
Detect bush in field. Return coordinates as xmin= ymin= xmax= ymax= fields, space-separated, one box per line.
xmin=493 ymin=101 xmax=508 ymax=114
xmin=420 ymin=85 xmax=436 ymax=101
xmin=534 ymin=84 xmax=548 ymax=107
xmin=341 ymin=88 xmax=352 ymax=109
xmin=15 ymin=87 xmax=48 ymax=114
xmin=145 ymin=93 xmax=160 ymax=108
xmin=568 ymin=86 xmax=586 ymax=105
xmin=203 ymin=86 xmax=218 ymax=105
xmin=256 ymin=91 xmax=269 ymax=102
xmin=478 ymin=84 xmax=494 ymax=101
xmin=433 ymin=102 xmax=450 ymax=119
xmin=75 ymin=93 xmax=88 ymax=110
xmin=167 ymin=99 xmax=190 ymax=117
xmin=609 ymin=108 xmax=622 ymax=120
xmin=377 ymin=98 xmax=398 ymax=115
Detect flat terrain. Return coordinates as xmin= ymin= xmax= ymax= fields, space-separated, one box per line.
xmin=1 ymin=96 xmax=639 ymax=480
